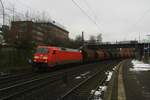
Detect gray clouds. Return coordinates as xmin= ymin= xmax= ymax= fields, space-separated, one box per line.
xmin=2 ymin=0 xmax=150 ymax=41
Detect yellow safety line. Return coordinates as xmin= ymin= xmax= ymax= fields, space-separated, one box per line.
xmin=118 ymin=61 xmax=126 ymax=100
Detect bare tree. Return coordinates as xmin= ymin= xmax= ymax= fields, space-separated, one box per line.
xmin=25 ymin=10 xmax=30 ymax=21
xmin=30 ymin=11 xmax=52 ymax=22
xmin=74 ymin=35 xmax=83 ymax=46
xmin=89 ymin=35 xmax=96 ymax=44
xmin=97 ymin=33 xmax=102 ymax=44
xmin=75 ymin=35 xmax=82 ymax=42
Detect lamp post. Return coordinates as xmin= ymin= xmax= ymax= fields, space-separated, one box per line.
xmin=0 ymin=0 xmax=5 ymax=25
xmin=146 ymin=34 xmax=150 ymax=56
xmin=82 ymin=31 xmax=84 ymax=45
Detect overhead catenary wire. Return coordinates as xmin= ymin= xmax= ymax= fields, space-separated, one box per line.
xmin=0 ymin=0 xmax=5 ymax=25
xmin=82 ymin=0 xmax=104 ymax=32
xmin=71 ymin=0 xmax=103 ymax=33
xmin=83 ymin=0 xmax=97 ymax=20
xmin=5 ymin=8 xmax=24 ymax=16
xmin=0 ymin=0 xmax=30 ymax=25
xmin=5 ymin=8 xmax=28 ymax=22
xmin=14 ymin=0 xmax=32 ymax=9
xmin=128 ymin=7 xmax=150 ymax=32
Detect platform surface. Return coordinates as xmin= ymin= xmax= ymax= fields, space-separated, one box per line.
xmin=121 ymin=59 xmax=150 ymax=100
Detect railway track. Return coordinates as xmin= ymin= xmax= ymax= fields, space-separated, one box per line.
xmin=59 ymin=61 xmax=116 ymax=100
xmin=0 ymin=63 xmax=84 ymax=89
xmin=60 ymin=71 xmax=107 ymax=100
xmin=0 ymin=61 xmax=105 ymax=100
xmin=0 ymin=60 xmax=120 ymax=100
xmin=21 ymin=60 xmax=119 ymax=100
xmin=0 ymin=72 xmax=31 ymax=82
xmin=0 ymin=72 xmax=38 ymax=88
xmin=0 ymin=72 xmax=64 ymax=100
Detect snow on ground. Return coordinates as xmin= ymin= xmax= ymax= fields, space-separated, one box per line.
xmin=75 ymin=71 xmax=90 ymax=79
xmin=112 ymin=66 xmax=117 ymax=71
xmin=90 ymin=86 xmax=107 ymax=100
xmin=130 ymin=60 xmax=150 ymax=71
xmin=75 ymin=76 xmax=81 ymax=79
xmin=81 ymin=71 xmax=90 ymax=78
xmin=105 ymin=71 xmax=113 ymax=82
xmin=91 ymin=70 xmax=114 ymax=100
xmin=0 ymin=72 xmax=10 ymax=76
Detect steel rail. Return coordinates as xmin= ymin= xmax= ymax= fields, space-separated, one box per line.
xmin=0 ymin=73 xmax=62 ymax=100
xmin=88 ymin=75 xmax=107 ymax=99
xmin=60 ymin=70 xmax=105 ymax=99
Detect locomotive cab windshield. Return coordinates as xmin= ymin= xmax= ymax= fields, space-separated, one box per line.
xmin=33 ymin=46 xmax=60 ymax=66
xmin=36 ymin=48 xmax=49 ymax=54
xmin=33 ymin=47 xmax=51 ymax=64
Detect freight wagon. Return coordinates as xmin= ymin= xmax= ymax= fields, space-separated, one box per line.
xmin=32 ymin=46 xmax=135 ymax=71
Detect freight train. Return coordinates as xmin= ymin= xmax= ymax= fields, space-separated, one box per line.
xmin=32 ymin=45 xmax=135 ymax=71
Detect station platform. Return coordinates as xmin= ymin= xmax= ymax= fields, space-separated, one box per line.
xmin=105 ymin=59 xmax=150 ymax=100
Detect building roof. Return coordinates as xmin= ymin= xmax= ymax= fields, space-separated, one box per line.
xmin=35 ymin=21 xmax=69 ymax=33
xmin=12 ymin=21 xmax=69 ymax=33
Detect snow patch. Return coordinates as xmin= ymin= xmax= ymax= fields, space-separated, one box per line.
xmin=90 ymin=86 xmax=107 ymax=100
xmin=75 ymin=76 xmax=81 ymax=79
xmin=75 ymin=71 xmax=90 ymax=79
xmin=112 ymin=66 xmax=117 ymax=71
xmin=130 ymin=60 xmax=150 ymax=71
xmin=90 ymin=66 xmax=116 ymax=100
xmin=81 ymin=71 xmax=90 ymax=77
xmin=105 ymin=71 xmax=113 ymax=82
xmin=0 ymin=72 xmax=9 ymax=76
xmin=99 ymin=86 xmax=107 ymax=92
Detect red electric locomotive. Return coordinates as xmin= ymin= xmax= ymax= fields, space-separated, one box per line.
xmin=32 ymin=46 xmax=83 ymax=70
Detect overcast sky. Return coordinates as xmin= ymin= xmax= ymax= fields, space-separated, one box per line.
xmin=1 ymin=0 xmax=150 ymax=42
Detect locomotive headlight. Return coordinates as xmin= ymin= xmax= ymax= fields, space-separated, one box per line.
xmin=34 ymin=56 xmax=39 ymax=59
xmin=43 ymin=56 xmax=48 ymax=59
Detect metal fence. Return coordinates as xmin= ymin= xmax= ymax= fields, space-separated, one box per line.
xmin=0 ymin=46 xmax=31 ymax=70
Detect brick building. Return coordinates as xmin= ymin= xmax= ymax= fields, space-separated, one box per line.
xmin=8 ymin=21 xmax=69 ymax=46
